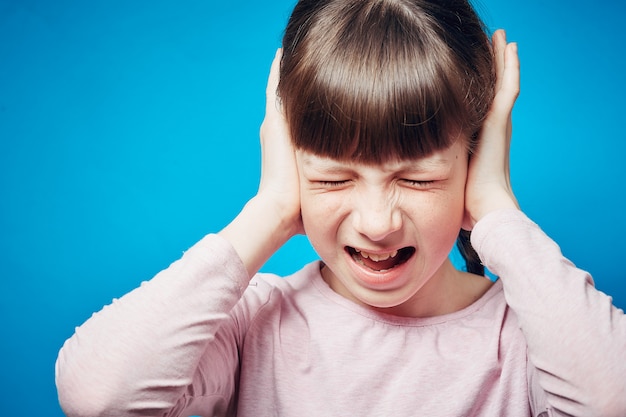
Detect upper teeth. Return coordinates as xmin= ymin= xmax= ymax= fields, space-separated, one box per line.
xmin=356 ymin=249 xmax=398 ymax=262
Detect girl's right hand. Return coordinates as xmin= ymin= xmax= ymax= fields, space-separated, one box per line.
xmin=219 ymin=49 xmax=302 ymax=276
xmin=257 ymin=49 xmax=304 ymax=237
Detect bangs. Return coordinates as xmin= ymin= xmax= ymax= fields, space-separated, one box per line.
xmin=279 ymin=1 xmax=477 ymax=164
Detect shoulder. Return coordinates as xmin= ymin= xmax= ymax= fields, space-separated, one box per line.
xmin=230 ymin=261 xmax=325 ymax=321
xmin=452 ymin=279 xmax=525 ymax=348
xmin=248 ymin=261 xmax=323 ymax=299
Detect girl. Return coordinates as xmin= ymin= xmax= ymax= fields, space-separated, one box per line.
xmin=56 ymin=0 xmax=626 ymax=416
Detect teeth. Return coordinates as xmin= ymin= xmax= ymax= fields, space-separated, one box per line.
xmin=358 ymin=249 xmax=398 ymax=262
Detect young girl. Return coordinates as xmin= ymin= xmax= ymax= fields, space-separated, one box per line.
xmin=55 ymin=1 xmax=626 ymax=416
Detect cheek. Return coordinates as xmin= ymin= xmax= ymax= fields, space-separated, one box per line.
xmin=299 ymin=198 xmax=318 ymax=237
xmin=428 ymin=166 xmax=468 ymax=230
xmin=436 ymin=189 xmax=466 ymax=229
xmin=299 ymin=192 xmax=343 ymax=239
xmin=445 ymin=186 xmax=467 ymax=225
xmin=299 ymin=195 xmax=345 ymax=262
xmin=405 ymin=189 xmax=465 ymax=249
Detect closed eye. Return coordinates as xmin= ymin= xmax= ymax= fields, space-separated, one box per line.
xmin=401 ymin=179 xmax=436 ymax=188
xmin=319 ymin=180 xmax=350 ymax=188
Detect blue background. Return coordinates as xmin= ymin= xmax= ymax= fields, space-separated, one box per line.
xmin=1 ymin=1 xmax=624 ymax=415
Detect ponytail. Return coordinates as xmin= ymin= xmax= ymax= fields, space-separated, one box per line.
xmin=456 ymin=230 xmax=484 ymax=276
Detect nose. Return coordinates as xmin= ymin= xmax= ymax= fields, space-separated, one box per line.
xmin=352 ymin=188 xmax=402 ymax=242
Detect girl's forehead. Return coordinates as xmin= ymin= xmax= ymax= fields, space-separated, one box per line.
xmin=298 ymin=142 xmax=465 ymax=172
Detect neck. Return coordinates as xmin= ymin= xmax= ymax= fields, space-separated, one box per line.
xmin=322 ymin=259 xmax=493 ymax=318
xmin=373 ymin=259 xmax=467 ymax=317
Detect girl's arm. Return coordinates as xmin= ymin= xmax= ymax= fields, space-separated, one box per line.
xmin=219 ymin=49 xmax=302 ymax=277
xmin=465 ymin=30 xmax=626 ymax=416
xmin=472 ymin=208 xmax=626 ymax=417
xmin=56 ymin=234 xmax=250 ymax=417
xmin=55 ymin=50 xmax=301 ymax=417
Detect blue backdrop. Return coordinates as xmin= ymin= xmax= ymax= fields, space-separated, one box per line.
xmin=1 ymin=1 xmax=624 ymax=415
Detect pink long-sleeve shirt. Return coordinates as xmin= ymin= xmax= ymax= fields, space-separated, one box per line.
xmin=55 ymin=210 xmax=626 ymax=416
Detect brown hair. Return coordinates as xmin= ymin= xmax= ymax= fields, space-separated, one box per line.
xmin=279 ymin=0 xmax=495 ymax=275
xmin=279 ymin=0 xmax=495 ymax=163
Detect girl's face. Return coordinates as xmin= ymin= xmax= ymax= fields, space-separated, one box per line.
xmin=297 ymin=140 xmax=469 ymax=315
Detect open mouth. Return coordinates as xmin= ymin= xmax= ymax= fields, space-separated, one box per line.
xmin=346 ymin=246 xmax=415 ymax=272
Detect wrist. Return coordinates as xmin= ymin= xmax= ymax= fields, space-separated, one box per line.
xmin=465 ymin=189 xmax=519 ymax=230
xmin=219 ymin=195 xmax=300 ymax=276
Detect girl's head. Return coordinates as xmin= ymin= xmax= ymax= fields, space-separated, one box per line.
xmin=279 ymin=0 xmax=495 ymax=278
xmin=278 ymin=0 xmax=495 ymax=164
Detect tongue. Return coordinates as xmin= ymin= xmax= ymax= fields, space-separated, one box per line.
xmin=357 ymin=254 xmax=400 ymax=271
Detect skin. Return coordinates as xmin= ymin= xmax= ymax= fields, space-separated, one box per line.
xmin=297 ymin=144 xmax=488 ymax=317
xmin=220 ymin=30 xmax=520 ymax=317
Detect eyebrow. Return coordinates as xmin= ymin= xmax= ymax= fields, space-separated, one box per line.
xmin=300 ymin=155 xmax=353 ymax=173
xmin=396 ymin=157 xmax=452 ymax=173
xmin=300 ymin=153 xmax=453 ymax=173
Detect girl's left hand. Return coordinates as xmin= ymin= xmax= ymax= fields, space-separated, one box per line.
xmin=463 ymin=29 xmax=521 ymax=230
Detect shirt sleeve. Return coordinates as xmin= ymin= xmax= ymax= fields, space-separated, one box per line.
xmin=55 ymin=233 xmax=250 ymax=417
xmin=471 ymin=209 xmax=626 ymax=417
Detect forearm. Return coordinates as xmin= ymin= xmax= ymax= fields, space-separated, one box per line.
xmin=471 ymin=209 xmax=626 ymax=416
xmin=55 ymin=234 xmax=248 ymax=417
xmin=219 ymin=195 xmax=300 ymax=277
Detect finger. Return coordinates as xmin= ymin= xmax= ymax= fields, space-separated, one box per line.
xmin=261 ymin=49 xmax=287 ymax=148
xmin=502 ymin=42 xmax=520 ymax=106
xmin=491 ymin=42 xmax=520 ymax=118
xmin=266 ymin=48 xmax=282 ymax=111
xmin=492 ymin=29 xmax=507 ymax=92
xmin=481 ymin=41 xmax=519 ymax=178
